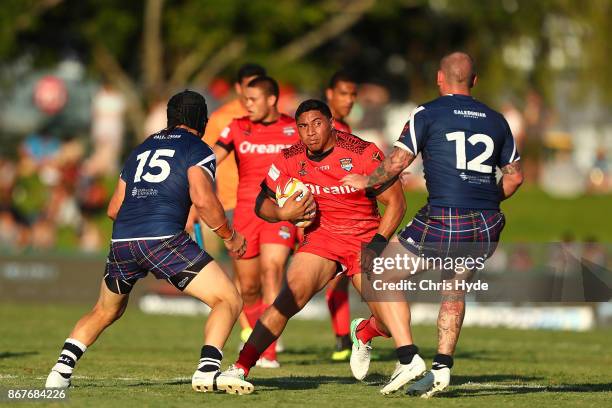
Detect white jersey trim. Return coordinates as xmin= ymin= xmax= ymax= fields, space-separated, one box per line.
xmin=509 ymin=139 xmax=517 ymax=162
xmin=409 ymin=106 xmax=425 ymax=155
xmin=393 ymin=140 xmax=416 ymax=156
xmin=196 ymin=154 xmax=215 ymax=167
xmin=193 ymin=153 xmax=216 ymax=181
xmin=111 ymin=235 xmax=175 ymax=242
xmin=201 ymin=165 xmax=215 ymax=181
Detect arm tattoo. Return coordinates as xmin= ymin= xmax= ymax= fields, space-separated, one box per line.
xmin=501 ymin=160 xmax=521 ymax=175
xmin=366 ymin=148 xmax=415 ymax=188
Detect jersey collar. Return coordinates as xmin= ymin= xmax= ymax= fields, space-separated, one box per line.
xmin=306 ymin=146 xmax=334 ymax=162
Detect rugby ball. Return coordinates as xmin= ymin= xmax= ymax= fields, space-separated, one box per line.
xmin=275 ymin=178 xmax=316 ymax=228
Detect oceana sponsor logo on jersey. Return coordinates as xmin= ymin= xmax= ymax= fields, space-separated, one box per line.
xmin=238 ymin=141 xmax=293 ymax=154
xmin=304 ymin=183 xmax=359 ymax=195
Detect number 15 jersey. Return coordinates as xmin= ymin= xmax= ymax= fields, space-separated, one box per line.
xmin=112 ymin=128 xmax=216 ymax=241
xmin=395 ymin=94 xmax=519 ymax=210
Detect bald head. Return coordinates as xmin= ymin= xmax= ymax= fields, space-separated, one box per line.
xmin=437 ymin=52 xmax=476 ymax=95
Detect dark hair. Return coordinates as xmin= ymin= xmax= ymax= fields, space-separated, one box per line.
xmin=295 ymin=99 xmax=332 ymax=121
xmin=166 ymin=90 xmax=208 ymax=134
xmin=237 ymin=63 xmax=266 ymax=83
xmin=328 ymin=69 xmax=357 ymax=89
xmin=247 ymin=76 xmax=279 ymax=99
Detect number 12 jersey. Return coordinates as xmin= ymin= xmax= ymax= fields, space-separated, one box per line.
xmin=395 ymin=94 xmax=519 ymax=210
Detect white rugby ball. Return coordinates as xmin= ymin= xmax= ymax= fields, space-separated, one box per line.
xmin=275 ymin=177 xmax=316 ymax=228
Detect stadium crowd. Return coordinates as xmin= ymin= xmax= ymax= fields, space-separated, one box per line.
xmin=0 ymin=78 xmax=609 ymax=253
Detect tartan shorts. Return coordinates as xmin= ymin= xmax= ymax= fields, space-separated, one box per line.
xmin=398 ymin=205 xmax=505 ymax=260
xmin=104 ymin=231 xmax=213 ymax=294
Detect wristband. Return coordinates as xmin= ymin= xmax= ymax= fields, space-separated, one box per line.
xmin=366 ymin=233 xmax=388 ymax=256
xmin=211 ymin=219 xmax=228 ymax=231
xmin=222 ymin=229 xmax=236 ymax=242
xmin=212 ymin=219 xmax=233 ymax=240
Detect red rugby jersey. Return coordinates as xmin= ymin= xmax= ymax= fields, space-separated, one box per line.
xmin=264 ymin=131 xmax=384 ymax=237
xmin=217 ymin=114 xmax=299 ymax=212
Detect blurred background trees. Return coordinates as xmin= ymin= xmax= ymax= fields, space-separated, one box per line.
xmin=0 ymin=0 xmax=609 ymax=137
xmin=0 ymin=0 xmax=610 ymax=253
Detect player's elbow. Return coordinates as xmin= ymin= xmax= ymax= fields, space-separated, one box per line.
xmin=189 ymin=184 xmax=215 ymax=212
xmin=390 ymin=161 xmax=406 ymax=176
xmin=508 ymin=172 xmax=524 ymax=189
xmin=191 ymin=194 xmax=210 ymax=212
xmin=106 ymin=205 xmax=118 ymax=221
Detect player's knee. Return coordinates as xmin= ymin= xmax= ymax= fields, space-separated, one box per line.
xmin=226 ymin=287 xmax=243 ymax=317
xmin=240 ymin=279 xmax=261 ymax=303
xmin=261 ymin=263 xmax=282 ymax=283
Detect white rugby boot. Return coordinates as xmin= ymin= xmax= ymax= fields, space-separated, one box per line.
xmin=406 ymin=367 xmax=450 ymax=398
xmin=45 ymin=368 xmax=71 ymax=389
xmin=380 ymin=354 xmax=426 ymax=395
xmin=349 ymin=318 xmax=371 ymax=380
xmin=192 ymin=366 xmax=254 ymax=395
xmin=255 ymin=357 xmax=280 ymax=368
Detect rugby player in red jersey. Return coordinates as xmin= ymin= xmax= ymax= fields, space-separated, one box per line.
xmin=213 ymin=76 xmax=299 ymax=367
xmin=223 ymin=100 xmax=423 ymax=395
xmin=324 ymin=70 xmax=359 ymax=361
xmin=326 ymin=70 xmax=357 ymax=134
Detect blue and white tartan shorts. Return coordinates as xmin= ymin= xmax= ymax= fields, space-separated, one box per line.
xmin=398 ymin=205 xmax=505 ymax=260
xmin=104 ymin=231 xmax=213 ymax=294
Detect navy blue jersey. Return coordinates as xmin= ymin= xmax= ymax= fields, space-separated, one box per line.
xmin=112 ymin=128 xmax=216 ymax=240
xmin=396 ymin=94 xmax=519 ymax=210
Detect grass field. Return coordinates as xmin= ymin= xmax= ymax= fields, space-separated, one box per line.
xmin=44 ymin=186 xmax=611 ymax=252
xmin=1 ymin=303 xmax=610 ymax=407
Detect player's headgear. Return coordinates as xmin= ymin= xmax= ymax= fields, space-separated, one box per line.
xmin=167 ymin=90 xmax=208 ymax=134
xmin=295 ymin=99 xmax=332 ymax=120
xmin=237 ymin=63 xmax=266 ymax=83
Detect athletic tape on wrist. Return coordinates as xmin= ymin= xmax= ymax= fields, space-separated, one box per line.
xmin=366 ymin=233 xmax=388 ymax=256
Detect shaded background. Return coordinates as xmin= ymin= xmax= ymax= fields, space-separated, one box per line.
xmin=0 ymin=0 xmax=610 ymax=329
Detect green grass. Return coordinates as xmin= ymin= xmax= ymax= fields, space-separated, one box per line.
xmin=1 ymin=303 xmax=610 ymax=407
xmin=18 ymin=187 xmax=610 ymax=254
xmin=399 ymin=187 xmax=612 ymax=242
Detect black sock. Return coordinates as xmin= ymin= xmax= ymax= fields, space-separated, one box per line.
xmin=432 ymin=353 xmax=453 ymax=370
xmin=198 ymin=345 xmax=223 ymax=372
xmin=396 ymin=344 xmax=419 ymax=365
xmin=336 ymin=335 xmax=352 ymax=351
